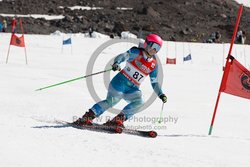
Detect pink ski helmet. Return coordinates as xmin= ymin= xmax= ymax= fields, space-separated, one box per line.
xmin=144 ymin=34 xmax=163 ymax=52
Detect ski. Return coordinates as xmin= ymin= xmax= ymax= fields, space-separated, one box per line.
xmin=122 ymin=128 xmax=157 ymax=138
xmin=55 ymin=120 xmax=157 ymax=138
xmin=55 ymin=120 xmax=123 ymax=134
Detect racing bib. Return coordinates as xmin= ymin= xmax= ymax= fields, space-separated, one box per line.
xmin=122 ymin=62 xmax=147 ymax=85
xmin=121 ymin=52 xmax=157 ymax=86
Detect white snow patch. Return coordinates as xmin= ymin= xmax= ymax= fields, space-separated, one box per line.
xmin=58 ymin=6 xmax=103 ymax=10
xmin=116 ymin=7 xmax=133 ymax=10
xmin=0 ymin=14 xmax=64 ymax=20
xmin=121 ymin=31 xmax=137 ymax=39
xmin=234 ymin=0 xmax=250 ymax=7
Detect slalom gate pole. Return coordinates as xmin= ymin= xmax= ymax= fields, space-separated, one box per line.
xmin=208 ymin=4 xmax=243 ymax=135
xmin=36 ymin=68 xmax=112 ymax=91
xmin=20 ymin=18 xmax=28 ymax=64
xmin=5 ymin=44 xmax=11 ymax=64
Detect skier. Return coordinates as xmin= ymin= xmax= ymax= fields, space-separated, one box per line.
xmin=73 ymin=34 xmax=167 ymax=127
xmin=3 ymin=19 xmax=7 ymax=32
xmin=0 ymin=21 xmax=3 ymax=32
xmin=236 ymin=30 xmax=246 ymax=44
xmin=88 ymin=26 xmax=93 ymax=38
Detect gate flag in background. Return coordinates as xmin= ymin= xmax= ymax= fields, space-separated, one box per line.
xmin=61 ymin=37 xmax=73 ymax=54
xmin=63 ymin=38 xmax=72 ymax=45
xmin=6 ymin=17 xmax=27 ymax=64
xmin=166 ymin=58 xmax=176 ymax=64
xmin=10 ymin=34 xmax=25 ymax=47
xmin=220 ymin=56 xmax=250 ymax=99
xmin=183 ymin=54 xmax=192 ymax=62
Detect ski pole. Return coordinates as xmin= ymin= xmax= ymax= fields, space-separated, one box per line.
xmin=35 ymin=68 xmax=112 ymax=91
xmin=157 ymin=103 xmax=165 ymax=124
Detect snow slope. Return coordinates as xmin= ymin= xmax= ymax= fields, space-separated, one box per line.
xmin=0 ymin=33 xmax=250 ymax=167
xmin=234 ymin=0 xmax=250 ymax=7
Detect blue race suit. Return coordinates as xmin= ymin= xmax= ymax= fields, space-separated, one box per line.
xmin=90 ymin=47 xmax=163 ymax=120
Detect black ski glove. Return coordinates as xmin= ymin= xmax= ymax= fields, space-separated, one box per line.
xmin=159 ymin=94 xmax=167 ymax=103
xmin=112 ymin=63 xmax=121 ymax=71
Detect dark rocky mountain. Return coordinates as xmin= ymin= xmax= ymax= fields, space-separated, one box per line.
xmin=0 ymin=0 xmax=249 ymax=43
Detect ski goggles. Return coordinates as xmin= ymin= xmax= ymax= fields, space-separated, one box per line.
xmin=147 ymin=41 xmax=161 ymax=52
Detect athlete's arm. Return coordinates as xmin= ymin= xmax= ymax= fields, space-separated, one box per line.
xmin=113 ymin=47 xmax=140 ymax=64
xmin=149 ymin=65 xmax=164 ymax=96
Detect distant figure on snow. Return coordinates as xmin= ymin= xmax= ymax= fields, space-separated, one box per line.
xmin=11 ymin=17 xmax=17 ymax=33
xmin=206 ymin=31 xmax=221 ymax=43
xmin=236 ymin=30 xmax=246 ymax=44
xmin=0 ymin=21 xmax=3 ymax=32
xmin=89 ymin=26 xmax=93 ymax=38
xmin=3 ymin=19 xmax=7 ymax=32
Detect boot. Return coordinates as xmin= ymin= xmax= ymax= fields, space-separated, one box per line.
xmin=103 ymin=113 xmax=126 ymax=128
xmin=73 ymin=109 xmax=96 ymax=126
